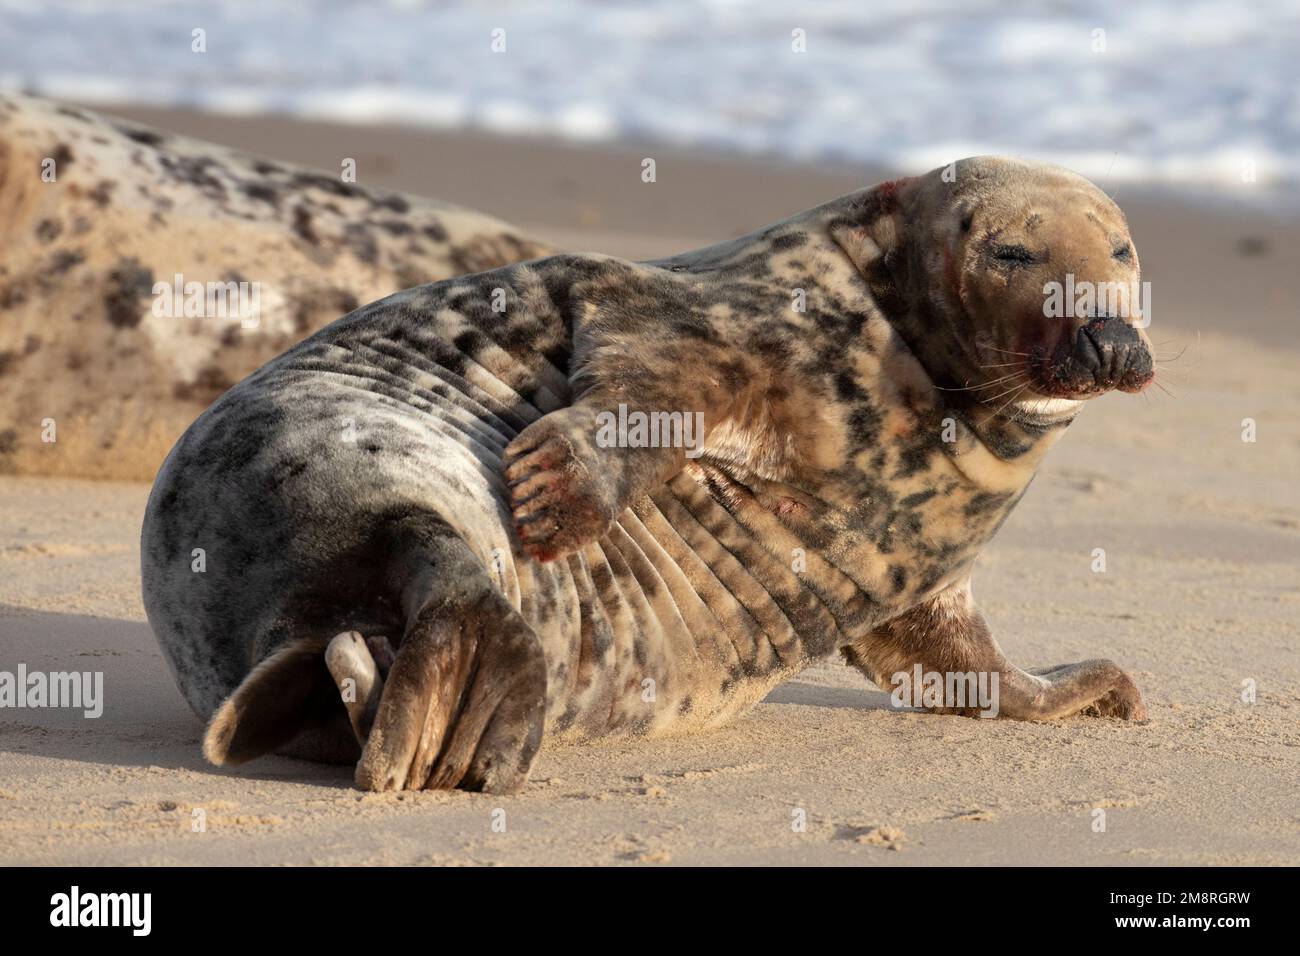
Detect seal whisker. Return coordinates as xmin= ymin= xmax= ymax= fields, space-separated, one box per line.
xmin=984 ymin=373 xmax=1031 ymax=397
xmin=990 ymin=382 xmax=1033 ymax=420
xmin=977 ymin=375 xmax=1032 ymax=407
xmin=936 ymin=374 xmax=1026 ymax=393
xmin=935 ymin=371 xmax=1027 ymax=393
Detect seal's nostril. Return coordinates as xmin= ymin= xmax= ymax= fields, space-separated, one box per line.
xmin=1121 ymin=346 xmax=1155 ymax=389
xmin=1074 ymin=326 xmax=1102 ymax=372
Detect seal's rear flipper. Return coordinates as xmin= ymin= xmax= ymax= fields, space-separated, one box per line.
xmin=202 ymin=635 xmax=348 ymax=766
xmin=353 ymin=586 xmax=547 ymax=794
xmin=354 ymin=518 xmax=548 ymax=794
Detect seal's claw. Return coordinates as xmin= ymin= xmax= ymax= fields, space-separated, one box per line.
xmin=503 ymin=417 xmax=618 ymax=563
xmin=1079 ymin=669 xmax=1148 ymax=721
xmin=1026 ymin=659 xmax=1148 ymax=721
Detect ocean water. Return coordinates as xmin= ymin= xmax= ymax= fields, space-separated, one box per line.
xmin=2 ymin=0 xmax=1297 ymax=205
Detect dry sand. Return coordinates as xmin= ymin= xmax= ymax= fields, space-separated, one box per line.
xmin=1 ymin=109 xmax=1297 ymax=865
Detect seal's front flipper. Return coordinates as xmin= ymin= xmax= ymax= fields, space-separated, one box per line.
xmin=844 ymin=578 xmax=1148 ymax=722
xmin=504 ymin=408 xmax=624 ymax=562
xmin=503 ymin=399 xmax=707 ymax=563
xmin=1025 ymin=661 xmax=1147 ymax=720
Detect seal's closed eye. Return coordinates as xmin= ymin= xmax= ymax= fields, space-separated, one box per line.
xmin=990 ymin=243 xmax=1040 ymax=264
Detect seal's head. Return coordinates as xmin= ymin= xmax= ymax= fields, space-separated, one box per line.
xmin=845 ymin=156 xmax=1154 ymax=419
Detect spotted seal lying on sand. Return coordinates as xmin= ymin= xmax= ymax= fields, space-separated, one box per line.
xmin=141 ymin=156 xmax=1152 ymax=794
xmin=0 ymin=94 xmax=549 ymax=480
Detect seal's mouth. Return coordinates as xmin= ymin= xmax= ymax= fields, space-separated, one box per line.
xmin=1029 ymin=316 xmax=1154 ymax=399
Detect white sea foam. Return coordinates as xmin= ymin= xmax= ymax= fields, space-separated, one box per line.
xmin=2 ymin=0 xmax=1295 ymax=205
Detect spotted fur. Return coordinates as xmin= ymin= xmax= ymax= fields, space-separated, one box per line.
xmin=142 ymin=157 xmax=1150 ymax=794
xmin=0 ymin=94 xmax=550 ymax=480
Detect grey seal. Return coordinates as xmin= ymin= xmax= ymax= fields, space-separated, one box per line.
xmin=141 ymin=156 xmax=1152 ymax=794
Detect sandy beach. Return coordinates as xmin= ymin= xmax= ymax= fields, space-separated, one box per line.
xmin=1 ymin=107 xmax=1297 ymax=866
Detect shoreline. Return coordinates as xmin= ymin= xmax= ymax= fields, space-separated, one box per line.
xmin=96 ymin=103 xmax=1300 ymax=353
xmin=50 ymin=97 xmax=1300 ymax=218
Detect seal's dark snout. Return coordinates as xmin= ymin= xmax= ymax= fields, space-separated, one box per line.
xmin=1075 ymin=316 xmax=1131 ymax=383
xmin=1075 ymin=315 xmax=1153 ymax=393
xmin=1042 ymin=315 xmax=1153 ymax=397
